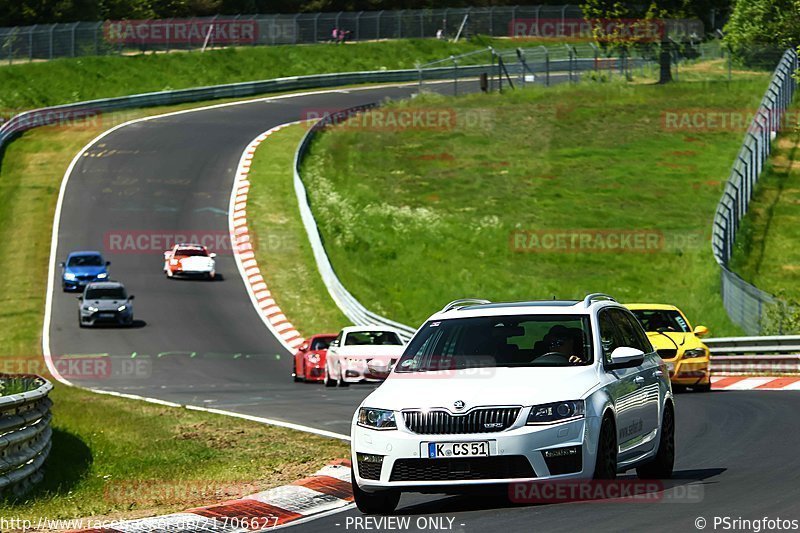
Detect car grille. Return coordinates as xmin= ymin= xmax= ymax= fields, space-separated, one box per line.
xmin=357 ymin=461 xmax=382 ymax=480
xmin=657 ymin=349 xmax=677 ymax=359
xmin=402 ymin=407 xmax=520 ymax=435
xmin=390 ymin=456 xmax=535 ymax=482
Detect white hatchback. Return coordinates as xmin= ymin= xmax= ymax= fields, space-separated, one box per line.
xmin=350 ymin=294 xmax=674 ymax=514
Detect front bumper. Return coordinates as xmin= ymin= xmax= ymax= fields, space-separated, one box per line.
xmin=341 ymin=359 xmax=395 ymax=383
xmin=63 ymin=276 xmax=102 ymax=289
xmin=80 ymin=309 xmax=133 ymax=326
xmin=352 ymin=415 xmax=596 ymax=492
xmin=666 ymin=358 xmax=710 ymax=385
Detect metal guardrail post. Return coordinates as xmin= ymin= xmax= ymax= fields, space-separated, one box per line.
xmin=48 ymin=25 xmax=54 ymax=60
xmin=376 ymin=11 xmax=383 ymax=40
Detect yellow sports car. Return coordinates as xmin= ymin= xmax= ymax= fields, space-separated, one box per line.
xmin=625 ymin=303 xmax=711 ymax=392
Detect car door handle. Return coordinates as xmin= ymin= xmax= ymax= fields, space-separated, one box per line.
xmin=633 ymin=376 xmax=645 ymax=385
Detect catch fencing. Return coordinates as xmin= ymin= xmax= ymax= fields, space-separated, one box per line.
xmin=0 ymin=6 xmax=588 ymax=62
xmin=711 ymin=48 xmax=798 ymax=334
xmin=0 ymin=376 xmax=52 ymax=496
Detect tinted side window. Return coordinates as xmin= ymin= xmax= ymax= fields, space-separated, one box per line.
xmin=612 ymin=309 xmax=651 ymax=353
xmin=598 ymin=311 xmax=623 ymax=365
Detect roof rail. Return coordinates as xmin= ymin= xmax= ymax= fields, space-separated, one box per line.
xmin=583 ymin=293 xmax=616 ymax=307
xmin=440 ymin=298 xmax=492 ymax=313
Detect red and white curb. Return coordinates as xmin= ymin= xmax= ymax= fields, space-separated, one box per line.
xmin=70 ymin=460 xmax=354 ymax=532
xmin=229 ymin=122 xmax=306 ymax=353
xmin=712 ymin=375 xmax=800 ymax=390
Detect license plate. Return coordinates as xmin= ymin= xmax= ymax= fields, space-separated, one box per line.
xmin=427 ymin=441 xmax=490 ymax=459
xmin=99 ymin=313 xmax=115 ymax=319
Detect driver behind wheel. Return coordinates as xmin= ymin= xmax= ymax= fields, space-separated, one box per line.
xmin=542 ymin=325 xmax=586 ymax=364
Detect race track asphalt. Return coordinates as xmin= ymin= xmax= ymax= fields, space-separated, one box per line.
xmin=46 ymin=76 xmax=800 ymax=531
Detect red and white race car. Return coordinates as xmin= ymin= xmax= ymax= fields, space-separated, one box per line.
xmin=163 ymin=243 xmax=217 ymax=279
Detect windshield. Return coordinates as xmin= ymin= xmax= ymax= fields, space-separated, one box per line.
xmin=175 ymin=248 xmax=208 ymax=257
xmin=344 ymin=331 xmax=402 ymax=346
xmin=310 ymin=337 xmax=333 ymax=351
xmin=631 ymin=310 xmax=690 ymax=333
xmin=68 ymin=254 xmax=103 ymax=267
xmin=85 ymin=287 xmax=127 ymax=300
xmin=396 ymin=314 xmax=593 ymax=372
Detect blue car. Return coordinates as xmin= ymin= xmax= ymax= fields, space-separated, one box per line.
xmin=60 ymin=251 xmax=110 ymax=291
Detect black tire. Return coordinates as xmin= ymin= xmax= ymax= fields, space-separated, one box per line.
xmin=324 ymin=365 xmax=336 ymax=387
xmin=352 ymin=467 xmax=400 ymax=514
xmin=693 ymin=383 xmax=711 ymax=392
xmin=636 ymin=403 xmax=675 ymax=479
xmin=593 ymin=415 xmax=617 ymax=480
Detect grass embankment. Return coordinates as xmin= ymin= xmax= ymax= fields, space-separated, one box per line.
xmin=297 ymin=75 xmax=773 ymax=336
xmin=246 ymin=124 xmax=351 ymax=336
xmin=0 ymin=104 xmax=348 ymax=523
xmin=0 ymin=36 xmax=565 ymax=112
xmin=729 ymin=116 xmax=800 ymax=304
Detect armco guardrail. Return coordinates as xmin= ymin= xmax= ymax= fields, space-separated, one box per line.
xmin=711 ymin=48 xmax=798 ymax=334
xmin=293 ymin=105 xmax=418 ymax=341
xmin=0 ymin=376 xmax=53 ymax=495
xmin=707 ymin=336 xmax=800 ymax=375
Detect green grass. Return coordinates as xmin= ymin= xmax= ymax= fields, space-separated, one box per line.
xmin=0 ymin=37 xmax=572 ymax=112
xmin=0 ymin=104 xmax=347 ymax=521
xmin=299 ymin=75 xmax=773 ymax=337
xmin=246 ymin=123 xmax=350 ymax=336
xmin=729 ymin=118 xmax=800 ymax=305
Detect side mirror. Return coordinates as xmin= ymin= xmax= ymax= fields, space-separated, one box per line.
xmin=106 ymin=261 xmax=111 ymax=266
xmin=609 ymin=346 xmax=644 ymax=369
xmin=693 ymin=325 xmax=709 ymax=337
xmin=298 ymin=343 xmax=309 ymax=352
xmin=59 ymin=262 xmax=65 ymax=267
xmin=209 ymin=253 xmax=217 ymax=258
xmin=129 ymin=295 xmax=135 ymax=300
xmin=76 ymin=295 xmax=82 ymax=300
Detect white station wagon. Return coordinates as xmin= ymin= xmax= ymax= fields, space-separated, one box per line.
xmin=350 ymin=294 xmax=675 ymax=514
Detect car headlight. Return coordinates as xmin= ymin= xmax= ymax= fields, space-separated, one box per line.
xmin=64 ymin=273 xmax=76 ymax=281
xmin=527 ymin=400 xmax=585 ymax=425
xmin=357 ymin=408 xmax=397 ymax=430
xmin=683 ymin=348 xmax=707 ymax=359
xmin=86 ymin=306 xmax=98 ymax=313
xmin=96 ymin=273 xmax=108 ymax=279
xmin=117 ymin=305 xmax=127 ymax=312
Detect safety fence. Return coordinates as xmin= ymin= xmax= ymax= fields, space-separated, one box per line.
xmin=706 ymin=335 xmax=800 ymax=375
xmin=711 ymin=48 xmax=798 ymax=334
xmin=0 ymin=6 xmax=589 ymax=62
xmin=0 ymin=376 xmax=52 ymax=496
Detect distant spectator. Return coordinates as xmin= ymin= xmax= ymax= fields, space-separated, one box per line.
xmin=332 ymin=27 xmax=339 ymax=43
xmin=436 ymin=28 xmax=444 ymax=40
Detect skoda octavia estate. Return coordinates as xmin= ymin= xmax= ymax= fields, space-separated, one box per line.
xmin=350 ymin=294 xmax=675 ymax=514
